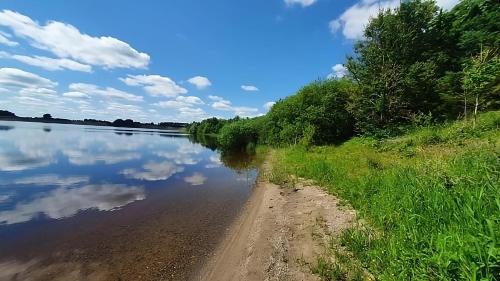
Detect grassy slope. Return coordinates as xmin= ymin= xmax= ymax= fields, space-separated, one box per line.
xmin=270 ymin=111 xmax=500 ymax=280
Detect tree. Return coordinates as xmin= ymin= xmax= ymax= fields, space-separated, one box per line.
xmin=265 ymin=79 xmax=355 ymax=144
xmin=0 ymin=110 xmax=16 ymax=117
xmin=347 ymin=0 xmax=445 ymax=135
xmin=43 ymin=113 xmax=52 ymax=119
xmin=462 ymin=47 xmax=500 ymax=126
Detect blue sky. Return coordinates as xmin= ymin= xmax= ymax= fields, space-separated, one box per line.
xmin=0 ymin=0 xmax=459 ymax=122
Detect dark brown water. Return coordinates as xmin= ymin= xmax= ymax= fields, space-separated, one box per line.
xmin=0 ymin=121 xmax=258 ymax=280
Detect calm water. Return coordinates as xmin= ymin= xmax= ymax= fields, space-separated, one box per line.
xmin=0 ymin=121 xmax=258 ymax=280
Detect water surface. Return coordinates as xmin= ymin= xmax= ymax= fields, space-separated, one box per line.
xmin=0 ymin=121 xmax=258 ymax=280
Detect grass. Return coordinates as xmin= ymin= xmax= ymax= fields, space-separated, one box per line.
xmin=270 ymin=111 xmax=500 ymax=280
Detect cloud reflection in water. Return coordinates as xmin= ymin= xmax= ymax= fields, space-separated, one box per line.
xmin=0 ymin=184 xmax=145 ymax=225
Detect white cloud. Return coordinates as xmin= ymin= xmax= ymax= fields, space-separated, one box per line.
xmin=154 ymin=95 xmax=204 ymax=109
xmin=187 ymin=76 xmax=212 ymax=89
xmin=330 ymin=0 xmax=459 ymax=40
xmin=0 ymin=10 xmax=150 ymax=69
xmin=0 ymin=51 xmax=91 ymax=72
xmin=0 ymin=67 xmax=57 ymax=90
xmin=210 ymin=95 xmax=259 ymax=117
xmin=62 ymin=91 xmax=89 ymax=99
xmin=69 ymin=83 xmax=143 ymax=102
xmin=176 ymin=95 xmax=204 ymax=105
xmin=184 ymin=172 xmax=207 ymax=186
xmin=0 ymin=184 xmax=145 ymax=225
xmin=121 ymin=161 xmax=184 ymax=181
xmin=120 ymin=74 xmax=187 ymax=97
xmin=179 ymin=107 xmax=206 ymax=118
xmin=327 ymin=64 xmax=347 ymax=79
xmin=153 ymin=95 xmax=207 ymax=120
xmin=284 ymin=0 xmax=317 ymax=7
xmin=208 ymin=95 xmax=224 ymax=102
xmin=0 ymin=32 xmax=18 ymax=46
xmin=263 ymin=101 xmax=276 ymax=111
xmin=241 ymin=85 xmax=259 ymax=92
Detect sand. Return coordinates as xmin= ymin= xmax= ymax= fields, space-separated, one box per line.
xmin=196 ymin=157 xmax=356 ymax=281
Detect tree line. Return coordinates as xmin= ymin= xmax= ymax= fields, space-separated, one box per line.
xmin=187 ymin=0 xmax=499 ymax=150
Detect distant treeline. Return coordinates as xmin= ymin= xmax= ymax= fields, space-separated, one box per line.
xmin=0 ymin=110 xmax=187 ymax=130
xmin=187 ymin=0 xmax=499 ymax=150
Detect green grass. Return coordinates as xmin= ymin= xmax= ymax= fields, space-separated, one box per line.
xmin=271 ymin=111 xmax=500 ymax=280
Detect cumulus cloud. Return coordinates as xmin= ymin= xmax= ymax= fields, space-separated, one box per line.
xmin=284 ymin=0 xmax=317 ymax=7
xmin=184 ymin=172 xmax=207 ymax=186
xmin=0 ymin=184 xmax=145 ymax=225
xmin=62 ymin=91 xmax=90 ymax=99
xmin=241 ymin=85 xmax=259 ymax=92
xmin=187 ymin=76 xmax=212 ymax=89
xmin=263 ymin=101 xmax=276 ymax=111
xmin=210 ymin=95 xmax=259 ymax=117
xmin=327 ymin=64 xmax=347 ymax=79
xmin=0 ymin=10 xmax=150 ymax=69
xmin=0 ymin=51 xmax=91 ymax=72
xmin=121 ymin=161 xmax=184 ymax=181
xmin=178 ymin=107 xmax=206 ymax=118
xmin=69 ymin=83 xmax=143 ymax=102
xmin=120 ymin=74 xmax=187 ymax=97
xmin=329 ymin=0 xmax=460 ymax=40
xmin=154 ymin=95 xmax=204 ymax=109
xmin=0 ymin=67 xmax=57 ymax=91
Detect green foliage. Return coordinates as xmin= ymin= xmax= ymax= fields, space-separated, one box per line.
xmin=346 ymin=0 xmax=499 ymax=135
xmin=217 ymin=118 xmax=259 ymax=151
xmin=187 ymin=0 xmax=498 ymax=147
xmin=463 ymin=47 xmax=500 ymax=114
xmin=264 ymin=79 xmax=356 ymax=145
xmin=272 ymin=111 xmax=500 ymax=280
xmin=186 ymin=117 xmax=230 ymax=136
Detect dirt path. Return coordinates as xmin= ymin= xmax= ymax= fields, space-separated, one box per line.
xmin=196 ymin=157 xmax=357 ymax=281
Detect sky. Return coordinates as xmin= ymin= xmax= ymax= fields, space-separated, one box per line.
xmin=0 ymin=0 xmax=459 ymax=123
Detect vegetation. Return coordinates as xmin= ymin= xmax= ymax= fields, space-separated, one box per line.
xmin=0 ymin=110 xmax=187 ymax=129
xmin=188 ymin=0 xmax=499 ymax=148
xmin=272 ymin=111 xmax=499 ymax=280
xmin=0 ymin=110 xmax=16 ymax=117
xmin=185 ymin=1 xmax=499 ymax=279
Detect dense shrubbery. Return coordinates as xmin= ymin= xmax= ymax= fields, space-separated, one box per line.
xmin=263 ymin=79 xmax=356 ymax=145
xmin=187 ymin=0 xmax=499 ymax=149
xmin=186 ymin=117 xmax=231 ymax=136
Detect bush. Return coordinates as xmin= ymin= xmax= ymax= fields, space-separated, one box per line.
xmin=218 ymin=119 xmax=259 ymax=151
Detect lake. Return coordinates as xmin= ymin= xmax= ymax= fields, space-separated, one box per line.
xmin=0 ymin=121 xmax=258 ymax=280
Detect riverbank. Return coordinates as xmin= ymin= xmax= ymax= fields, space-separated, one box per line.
xmin=196 ymin=111 xmax=499 ymax=280
xmin=196 ymin=152 xmax=357 ymax=281
xmin=268 ymin=111 xmax=500 ymax=280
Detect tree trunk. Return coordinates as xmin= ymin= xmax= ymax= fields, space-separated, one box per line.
xmin=473 ymin=94 xmax=479 ymax=129
xmin=464 ymin=93 xmax=467 ymax=120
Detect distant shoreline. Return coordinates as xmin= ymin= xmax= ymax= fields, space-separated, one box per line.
xmin=0 ymin=116 xmax=187 ymax=132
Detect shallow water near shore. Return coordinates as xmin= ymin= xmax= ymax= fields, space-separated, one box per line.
xmin=0 ymin=121 xmax=258 ymax=280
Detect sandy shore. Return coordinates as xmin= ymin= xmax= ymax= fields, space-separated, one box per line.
xmin=195 ymin=156 xmax=357 ymax=281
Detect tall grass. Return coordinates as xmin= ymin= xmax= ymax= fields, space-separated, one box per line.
xmin=272 ymin=111 xmax=500 ymax=280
